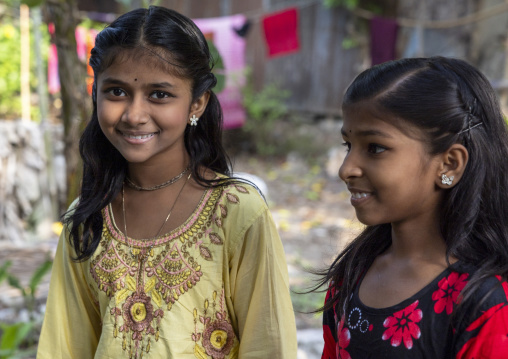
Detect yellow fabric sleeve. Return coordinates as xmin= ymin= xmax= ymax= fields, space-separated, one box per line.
xmin=228 ymin=206 xmax=298 ymax=359
xmin=37 ymin=227 xmax=101 ymax=358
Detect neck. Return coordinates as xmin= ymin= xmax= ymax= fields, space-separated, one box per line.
xmin=127 ymin=155 xmax=190 ymax=188
xmin=389 ymin=214 xmax=447 ymax=263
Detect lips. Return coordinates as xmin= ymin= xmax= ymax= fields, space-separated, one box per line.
xmin=117 ymin=129 xmax=159 ymax=144
xmin=347 ymin=186 xmax=373 ymax=205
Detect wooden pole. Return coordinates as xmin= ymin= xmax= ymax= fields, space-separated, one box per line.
xmin=20 ymin=4 xmax=31 ymax=122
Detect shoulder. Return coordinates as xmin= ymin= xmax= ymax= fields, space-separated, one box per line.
xmin=453 ymin=265 xmax=508 ymax=357
xmin=455 ymin=263 xmax=508 ymax=310
xmin=216 ymin=176 xmax=269 ymax=217
xmin=62 ymin=197 xmax=80 ymax=220
xmin=451 ymin=263 xmax=508 ymax=316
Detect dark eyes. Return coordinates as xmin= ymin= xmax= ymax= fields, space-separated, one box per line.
xmin=149 ymin=91 xmax=171 ymax=99
xmin=367 ymin=143 xmax=386 ymax=154
xmin=341 ymin=141 xmax=387 ymax=154
xmin=108 ymin=88 xmax=126 ymax=97
xmin=105 ymin=88 xmax=172 ymax=100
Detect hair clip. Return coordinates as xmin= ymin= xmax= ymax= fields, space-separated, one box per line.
xmin=458 ymin=121 xmax=483 ymax=134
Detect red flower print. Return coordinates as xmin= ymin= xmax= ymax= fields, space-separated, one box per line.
xmin=322 ymin=325 xmax=337 ymax=359
xmin=432 ymin=271 xmax=469 ymax=315
xmin=337 ymin=317 xmax=351 ymax=359
xmin=457 ymin=304 xmax=508 ymax=358
xmin=382 ymin=300 xmax=422 ymax=349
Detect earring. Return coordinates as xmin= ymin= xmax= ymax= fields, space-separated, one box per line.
xmin=441 ymin=174 xmax=454 ymax=186
xmin=189 ymin=115 xmax=199 ymax=126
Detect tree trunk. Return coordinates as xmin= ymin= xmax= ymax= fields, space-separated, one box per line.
xmin=42 ymin=0 xmax=89 ymax=212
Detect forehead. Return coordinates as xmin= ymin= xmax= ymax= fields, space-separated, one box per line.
xmin=97 ymin=50 xmax=192 ymax=90
xmin=98 ymin=47 xmax=187 ymax=80
xmin=342 ymin=101 xmax=422 ymax=140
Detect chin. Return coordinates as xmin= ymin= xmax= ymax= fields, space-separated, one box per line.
xmin=354 ymin=213 xmax=384 ymax=227
xmin=122 ymin=154 xmax=152 ymax=164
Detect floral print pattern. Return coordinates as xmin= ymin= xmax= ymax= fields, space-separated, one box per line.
xmin=382 ymin=300 xmax=422 ymax=349
xmin=321 ymin=265 xmax=508 ymax=358
xmin=337 ymin=317 xmax=351 ymax=359
xmin=432 ymin=271 xmax=468 ymax=315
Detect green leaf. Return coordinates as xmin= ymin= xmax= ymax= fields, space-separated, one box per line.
xmin=206 ymin=40 xmax=225 ymax=94
xmin=29 ymin=259 xmax=52 ymax=295
xmin=7 ymin=274 xmax=23 ymax=292
xmin=323 ymin=0 xmax=358 ymax=9
xmin=0 ymin=261 xmax=12 ymax=284
xmin=21 ymin=0 xmax=44 ymax=8
xmin=0 ymin=322 xmax=33 ymax=357
xmin=342 ymin=37 xmax=358 ymax=50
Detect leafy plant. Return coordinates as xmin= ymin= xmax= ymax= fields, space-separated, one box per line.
xmin=0 ymin=15 xmax=50 ymax=120
xmin=207 ymin=40 xmax=225 ymax=94
xmin=0 ymin=322 xmax=34 ymax=359
xmin=6 ymin=258 xmax=53 ymax=316
xmin=0 ymin=259 xmax=52 ymax=358
xmin=0 ymin=261 xmax=11 ymax=284
xmin=241 ymin=68 xmax=290 ymax=156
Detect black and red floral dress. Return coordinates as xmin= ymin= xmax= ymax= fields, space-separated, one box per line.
xmin=322 ymin=262 xmax=508 ymax=358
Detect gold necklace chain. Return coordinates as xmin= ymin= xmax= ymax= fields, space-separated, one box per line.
xmin=122 ymin=173 xmax=191 ymax=261
xmin=125 ymin=165 xmax=190 ymax=191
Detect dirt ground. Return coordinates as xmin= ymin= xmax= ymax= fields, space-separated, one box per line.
xmin=231 ymin=149 xmax=359 ymax=329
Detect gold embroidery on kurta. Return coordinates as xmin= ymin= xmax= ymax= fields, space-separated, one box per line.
xmin=90 ymin=185 xmax=244 ymax=358
xmin=192 ymin=288 xmax=238 ymax=359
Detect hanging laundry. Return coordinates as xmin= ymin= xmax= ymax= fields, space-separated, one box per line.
xmin=47 ymin=24 xmax=60 ymax=94
xmin=234 ymin=19 xmax=251 ymax=38
xmin=75 ymin=27 xmax=87 ymax=61
xmin=47 ymin=43 xmax=60 ymax=95
xmin=370 ymin=16 xmax=398 ymax=65
xmin=262 ymin=7 xmax=300 ymax=58
xmin=194 ymin=15 xmax=247 ymax=129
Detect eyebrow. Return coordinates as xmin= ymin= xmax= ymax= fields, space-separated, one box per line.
xmin=341 ymin=128 xmax=394 ymax=138
xmin=100 ymin=78 xmax=175 ymax=88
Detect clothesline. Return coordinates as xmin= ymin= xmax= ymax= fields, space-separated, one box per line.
xmin=238 ymin=0 xmax=508 ymax=29
xmin=352 ymin=1 xmax=508 ymax=29
xmin=239 ymin=0 xmax=320 ymax=22
xmin=3 ymin=0 xmax=508 ymax=29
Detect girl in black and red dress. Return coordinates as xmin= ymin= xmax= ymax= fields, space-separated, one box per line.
xmin=319 ymin=57 xmax=508 ymax=358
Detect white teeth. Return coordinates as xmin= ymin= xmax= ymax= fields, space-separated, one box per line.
xmin=124 ymin=133 xmax=154 ymax=139
xmin=352 ymin=192 xmax=369 ymax=199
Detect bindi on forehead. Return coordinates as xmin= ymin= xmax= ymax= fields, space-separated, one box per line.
xmin=134 ymin=78 xmax=137 ymax=81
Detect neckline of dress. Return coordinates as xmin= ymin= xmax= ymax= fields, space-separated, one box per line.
xmin=353 ymin=261 xmax=466 ymax=314
xmin=105 ymin=186 xmax=215 ymax=248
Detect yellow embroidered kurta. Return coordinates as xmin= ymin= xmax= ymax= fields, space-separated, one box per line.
xmin=37 ymin=182 xmax=297 ymax=358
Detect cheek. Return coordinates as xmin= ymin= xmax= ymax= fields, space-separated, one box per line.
xmin=97 ymin=101 xmax=116 ymax=128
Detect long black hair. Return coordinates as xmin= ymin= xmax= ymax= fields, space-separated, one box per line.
xmin=65 ymin=6 xmax=233 ymax=261
xmin=318 ymin=57 xmax=508 ymax=321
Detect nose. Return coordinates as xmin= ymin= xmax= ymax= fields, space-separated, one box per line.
xmin=338 ymin=150 xmax=362 ymax=182
xmin=121 ymin=96 xmax=149 ymax=126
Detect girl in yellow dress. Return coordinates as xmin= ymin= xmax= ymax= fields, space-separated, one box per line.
xmin=37 ymin=6 xmax=297 ymax=358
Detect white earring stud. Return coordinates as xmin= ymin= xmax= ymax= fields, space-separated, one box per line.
xmin=441 ymin=174 xmax=454 ymax=186
xmin=190 ymin=115 xmax=199 ymax=126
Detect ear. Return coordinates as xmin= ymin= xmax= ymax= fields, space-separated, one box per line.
xmin=189 ymin=91 xmax=210 ymax=121
xmin=436 ymin=143 xmax=469 ymax=188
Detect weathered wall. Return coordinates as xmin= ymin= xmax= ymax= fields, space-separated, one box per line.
xmin=0 ymin=121 xmax=65 ymax=243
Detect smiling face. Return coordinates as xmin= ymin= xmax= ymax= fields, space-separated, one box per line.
xmin=96 ymin=51 xmax=207 ymax=168
xmin=339 ymin=101 xmax=444 ymax=228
